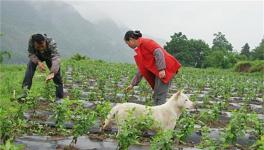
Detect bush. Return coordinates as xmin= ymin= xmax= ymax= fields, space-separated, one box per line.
xmin=70 ymin=53 xmax=88 ymax=61
xmin=234 ymin=60 xmax=264 ymax=73
xmin=204 ymin=50 xmax=237 ymax=69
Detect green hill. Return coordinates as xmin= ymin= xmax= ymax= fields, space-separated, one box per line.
xmin=1 ymin=0 xmax=134 ymax=63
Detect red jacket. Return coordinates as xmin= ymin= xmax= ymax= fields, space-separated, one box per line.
xmin=134 ymin=37 xmax=181 ymax=89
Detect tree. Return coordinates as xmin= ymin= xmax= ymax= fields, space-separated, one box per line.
xmin=164 ymin=32 xmax=210 ymax=68
xmin=251 ymin=38 xmax=264 ymax=60
xmin=188 ymin=39 xmax=210 ymax=68
xmin=0 ymin=51 xmax=12 ymax=63
xmin=164 ymin=32 xmax=189 ymax=66
xmin=204 ymin=48 xmax=237 ymax=69
xmin=212 ymin=32 xmax=233 ymax=52
xmin=0 ymin=34 xmax=12 ymax=63
xmin=240 ymin=43 xmax=250 ymax=58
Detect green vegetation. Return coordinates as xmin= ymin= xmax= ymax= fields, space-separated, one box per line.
xmin=0 ymin=58 xmax=263 ymax=149
xmin=116 ymin=108 xmax=155 ymax=150
xmin=234 ymin=60 xmax=264 ymax=73
xmin=165 ymin=32 xmax=264 ymax=69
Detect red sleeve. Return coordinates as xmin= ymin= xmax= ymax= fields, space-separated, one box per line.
xmin=143 ymin=39 xmax=161 ymax=54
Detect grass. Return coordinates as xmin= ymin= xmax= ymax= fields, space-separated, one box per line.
xmin=0 ymin=63 xmax=56 ymax=108
xmin=0 ymin=58 xmax=263 ymax=149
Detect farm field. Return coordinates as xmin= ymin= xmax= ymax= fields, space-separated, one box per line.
xmin=0 ymin=58 xmax=263 ymax=150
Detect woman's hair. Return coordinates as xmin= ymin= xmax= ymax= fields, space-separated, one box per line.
xmin=32 ymin=34 xmax=45 ymax=44
xmin=124 ymin=30 xmax=142 ymax=41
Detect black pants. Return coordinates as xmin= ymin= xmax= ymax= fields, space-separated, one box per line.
xmin=22 ymin=60 xmax=63 ymax=98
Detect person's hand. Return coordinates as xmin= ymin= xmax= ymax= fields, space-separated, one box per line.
xmin=159 ymin=70 xmax=166 ymax=79
xmin=125 ymin=84 xmax=134 ymax=93
xmin=38 ymin=62 xmax=46 ymax=72
xmin=46 ymin=72 xmax=54 ymax=82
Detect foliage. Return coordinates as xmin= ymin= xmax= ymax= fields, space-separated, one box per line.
xmin=70 ymin=53 xmax=88 ymax=61
xmin=150 ymin=129 xmax=174 ymax=150
xmin=251 ymin=38 xmax=264 ymax=60
xmin=52 ymin=98 xmax=72 ymax=133
xmin=212 ymin=32 xmax=233 ymax=52
xmin=174 ymin=111 xmax=195 ymax=142
xmin=234 ymin=60 xmax=264 ymax=73
xmin=95 ymin=100 xmax=112 ymax=124
xmin=198 ymin=126 xmax=217 ymax=149
xmin=116 ymin=108 xmax=155 ymax=150
xmin=0 ymin=58 xmax=263 ymax=149
xmin=240 ymin=43 xmax=250 ymax=58
xmin=0 ymin=51 xmax=12 ymax=63
xmin=71 ymin=102 xmax=97 ymax=144
xmin=0 ymin=139 xmax=24 ymax=150
xmin=223 ymin=110 xmax=248 ymax=145
xmin=164 ymin=32 xmax=210 ymax=68
xmin=0 ymin=106 xmax=26 ymax=144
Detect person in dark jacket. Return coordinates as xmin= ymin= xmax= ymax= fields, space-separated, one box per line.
xmin=20 ymin=33 xmax=63 ymax=100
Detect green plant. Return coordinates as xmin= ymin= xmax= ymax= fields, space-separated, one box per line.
xmin=42 ymin=81 xmax=55 ymax=100
xmin=69 ymin=88 xmax=81 ymax=100
xmin=198 ymin=102 xmax=223 ymax=125
xmin=71 ymin=103 xmax=97 ymax=144
xmin=52 ymin=98 xmax=72 ymax=133
xmin=248 ymin=113 xmax=264 ymax=138
xmin=202 ymin=94 xmax=211 ymax=107
xmin=223 ymin=110 xmax=247 ymax=146
xmin=88 ymin=91 xmax=97 ymax=101
xmin=250 ymin=135 xmax=264 ymax=150
xmin=0 ymin=139 xmax=24 ymax=150
xmin=150 ymin=129 xmax=174 ymax=150
xmin=198 ymin=126 xmax=217 ymax=149
xmin=0 ymin=51 xmax=12 ymax=63
xmin=234 ymin=60 xmax=264 ymax=73
xmin=24 ymin=90 xmax=39 ymax=116
xmin=174 ymin=111 xmax=195 ymax=142
xmin=70 ymin=53 xmax=88 ymax=61
xmin=116 ymin=108 xmax=155 ymax=150
xmin=96 ymin=100 xmax=111 ymax=125
xmin=0 ymin=106 xmax=26 ymax=144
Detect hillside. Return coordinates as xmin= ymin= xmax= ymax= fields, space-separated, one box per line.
xmin=0 ymin=0 xmax=134 ymax=63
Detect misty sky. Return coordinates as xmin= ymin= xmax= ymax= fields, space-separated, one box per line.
xmin=27 ymin=0 xmax=263 ymax=51
xmin=62 ymin=0 xmax=263 ymax=51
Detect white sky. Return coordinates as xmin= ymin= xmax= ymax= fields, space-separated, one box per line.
xmin=20 ymin=0 xmax=264 ymax=51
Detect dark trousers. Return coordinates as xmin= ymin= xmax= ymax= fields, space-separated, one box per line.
xmin=22 ymin=60 xmax=63 ymax=98
xmin=153 ymin=77 xmax=171 ymax=105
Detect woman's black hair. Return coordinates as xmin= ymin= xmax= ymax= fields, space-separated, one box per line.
xmin=32 ymin=34 xmax=45 ymax=44
xmin=124 ymin=30 xmax=142 ymax=41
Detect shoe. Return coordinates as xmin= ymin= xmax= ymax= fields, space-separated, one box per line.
xmin=55 ymin=97 xmax=64 ymax=104
xmin=16 ymin=92 xmax=28 ymax=103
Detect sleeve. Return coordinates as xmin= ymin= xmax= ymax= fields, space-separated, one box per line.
xmin=131 ymin=70 xmax=143 ymax=86
xmin=48 ymin=38 xmax=60 ymax=74
xmin=28 ymin=37 xmax=40 ymax=64
xmin=154 ymin=48 xmax=166 ymax=71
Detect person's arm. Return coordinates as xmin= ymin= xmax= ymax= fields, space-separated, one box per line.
xmin=153 ymin=48 xmax=166 ymax=71
xmin=131 ymin=70 xmax=143 ymax=86
xmin=143 ymin=39 xmax=166 ymax=71
xmin=48 ymin=38 xmax=60 ymax=74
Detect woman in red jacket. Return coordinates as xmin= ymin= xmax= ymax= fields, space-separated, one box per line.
xmin=125 ymin=30 xmax=181 ymax=105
